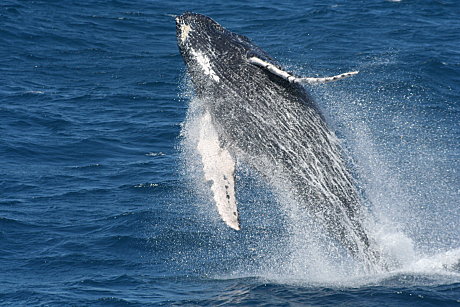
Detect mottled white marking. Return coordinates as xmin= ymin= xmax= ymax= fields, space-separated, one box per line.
xmin=191 ymin=49 xmax=220 ymax=82
xmin=180 ymin=24 xmax=191 ymax=43
xmin=197 ymin=112 xmax=239 ymax=230
xmin=248 ymin=57 xmax=358 ymax=84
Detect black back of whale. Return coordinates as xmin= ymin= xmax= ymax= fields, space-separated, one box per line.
xmin=177 ymin=12 xmax=379 ymax=266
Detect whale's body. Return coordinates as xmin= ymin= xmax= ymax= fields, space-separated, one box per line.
xmin=176 ymin=13 xmax=378 ymax=265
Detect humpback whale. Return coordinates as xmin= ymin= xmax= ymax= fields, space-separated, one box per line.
xmin=176 ymin=12 xmax=379 ymax=266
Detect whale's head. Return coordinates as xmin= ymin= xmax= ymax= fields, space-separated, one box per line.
xmin=176 ymin=13 xmax=263 ymax=93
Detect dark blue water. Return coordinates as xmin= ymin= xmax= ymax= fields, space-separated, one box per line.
xmin=1 ymin=0 xmax=459 ymax=306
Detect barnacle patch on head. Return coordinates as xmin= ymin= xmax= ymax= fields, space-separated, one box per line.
xmin=180 ymin=24 xmax=191 ymax=43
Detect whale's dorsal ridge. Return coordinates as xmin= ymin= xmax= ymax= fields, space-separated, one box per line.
xmin=248 ymin=56 xmax=359 ymax=84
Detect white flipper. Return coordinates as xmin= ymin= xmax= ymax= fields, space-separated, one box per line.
xmin=197 ymin=112 xmax=240 ymax=230
xmin=248 ymin=57 xmax=358 ymax=84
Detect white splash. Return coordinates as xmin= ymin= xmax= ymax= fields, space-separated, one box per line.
xmin=190 ymin=48 xmax=220 ymax=82
xmin=405 ymin=248 xmax=460 ymax=273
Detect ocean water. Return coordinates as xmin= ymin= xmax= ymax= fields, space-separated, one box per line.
xmin=1 ymin=0 xmax=459 ymax=306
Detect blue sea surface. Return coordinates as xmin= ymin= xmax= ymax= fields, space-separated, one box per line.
xmin=1 ymin=0 xmax=459 ymax=306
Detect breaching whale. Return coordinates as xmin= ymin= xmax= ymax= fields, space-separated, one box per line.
xmin=176 ymin=12 xmax=379 ymax=266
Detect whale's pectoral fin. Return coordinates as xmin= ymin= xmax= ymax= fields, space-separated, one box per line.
xmin=197 ymin=112 xmax=240 ymax=230
xmin=248 ymin=57 xmax=358 ymax=84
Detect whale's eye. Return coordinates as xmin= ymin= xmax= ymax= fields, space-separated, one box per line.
xmin=211 ymin=23 xmax=223 ymax=32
